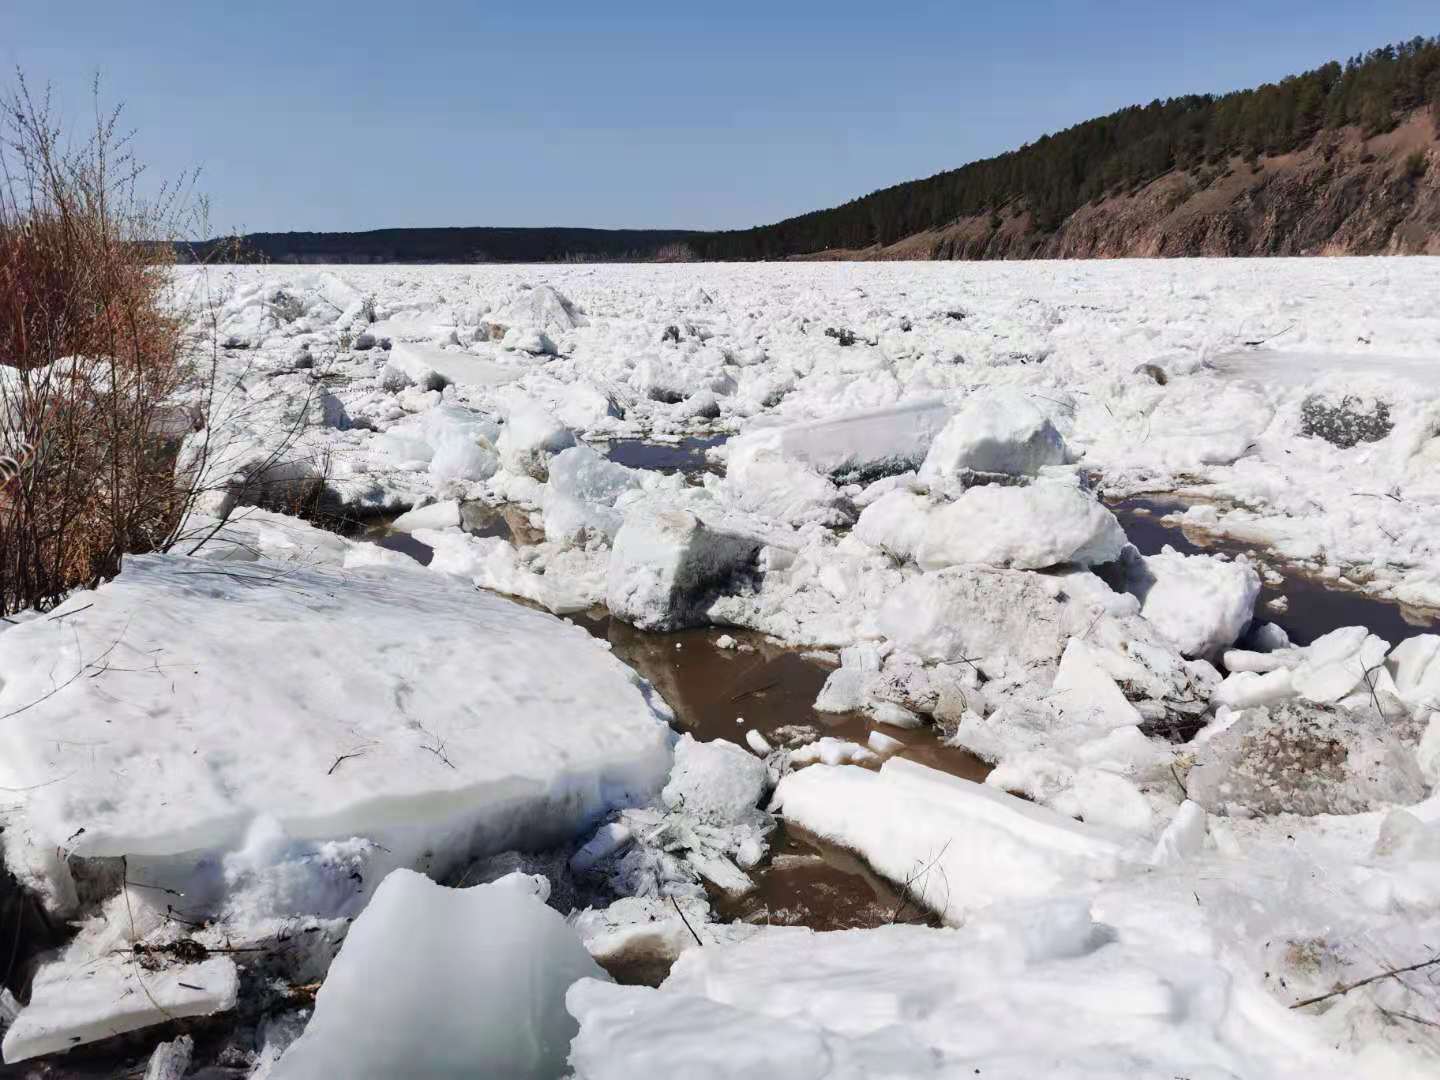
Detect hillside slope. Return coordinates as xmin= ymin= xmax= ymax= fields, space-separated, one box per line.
xmin=811 ymin=113 xmax=1439 ymax=260
xmin=692 ymin=37 xmax=1440 ymax=261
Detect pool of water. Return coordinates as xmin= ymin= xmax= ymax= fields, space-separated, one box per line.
xmin=571 ymin=613 xmax=989 ymax=784
xmin=593 ymin=434 xmax=728 ymax=474
xmin=359 ymin=523 xmax=436 ymax=565
xmin=1110 ymin=496 xmax=1437 ymax=646
xmin=564 ymin=612 xmax=990 ymax=933
xmin=459 ymin=501 xmax=545 ymax=545
xmin=711 ymin=822 xmax=938 ymax=931
xmin=358 ymin=500 xmax=546 ymax=567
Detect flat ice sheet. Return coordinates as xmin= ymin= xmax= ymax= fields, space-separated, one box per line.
xmin=0 ymin=555 xmax=673 ymax=857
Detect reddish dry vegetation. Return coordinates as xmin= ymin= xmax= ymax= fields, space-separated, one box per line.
xmin=0 ymin=77 xmax=193 ymax=613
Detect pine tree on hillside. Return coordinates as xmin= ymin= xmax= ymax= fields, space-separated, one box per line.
xmin=693 ymin=34 xmax=1440 ymax=259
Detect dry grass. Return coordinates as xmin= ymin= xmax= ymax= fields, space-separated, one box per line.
xmin=0 ymin=74 xmax=197 ymax=613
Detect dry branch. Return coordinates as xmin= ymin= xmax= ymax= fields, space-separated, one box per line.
xmin=1290 ymin=954 xmax=1440 ymax=1009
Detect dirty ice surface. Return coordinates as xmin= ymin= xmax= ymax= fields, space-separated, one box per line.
xmin=2 ymin=260 xmax=1439 ymax=1076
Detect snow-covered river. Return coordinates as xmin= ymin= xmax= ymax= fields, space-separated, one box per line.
xmin=2 ymin=260 xmax=1439 ymax=1077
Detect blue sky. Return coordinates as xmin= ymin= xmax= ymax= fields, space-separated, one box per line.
xmin=7 ymin=2 xmax=1436 ymax=233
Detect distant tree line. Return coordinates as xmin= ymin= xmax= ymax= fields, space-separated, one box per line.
xmin=690 ymin=36 xmax=1440 ymax=258
xmin=179 ymin=227 xmax=701 ymax=265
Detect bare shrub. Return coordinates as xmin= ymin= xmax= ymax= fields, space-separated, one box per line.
xmin=0 ymin=74 xmax=370 ymax=613
xmin=1 ymin=77 xmax=184 ymax=610
xmin=0 ymin=76 xmax=198 ymax=613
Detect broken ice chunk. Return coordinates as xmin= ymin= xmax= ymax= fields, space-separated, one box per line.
xmin=271 ymin=869 xmax=605 ymax=1079
xmin=3 ymin=954 xmax=237 ymax=1063
xmin=915 ymin=482 xmax=1125 ymax=571
xmin=918 ymin=387 xmax=1068 ymax=484
xmin=661 ymin=735 xmax=769 ymax=825
xmin=607 ymin=508 xmax=760 ymax=631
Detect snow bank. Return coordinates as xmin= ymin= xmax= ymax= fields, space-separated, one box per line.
xmin=1188 ymin=701 xmax=1427 ymax=816
xmin=272 ymin=869 xmax=603 ymax=1079
xmin=187 ymin=259 xmax=1440 ymax=614
xmin=156 ymin=260 xmax=1440 ymax=1072
xmin=852 ymin=487 xmax=932 ymax=558
xmin=1050 ymin=637 xmax=1146 ymax=730
xmin=875 ymin=566 xmax=1070 ymax=670
xmin=182 ymin=506 xmax=411 ymax=571
xmin=390 ymin=499 xmax=461 ymax=532
xmin=722 ymin=440 xmax=849 ymax=526
xmin=143 ymin=1036 xmax=194 ymax=1080
xmin=1387 ymin=634 xmax=1440 ymax=712
xmin=788 ymin=736 xmax=878 ymax=767
xmin=1 ymin=878 xmax=243 ymax=1063
xmin=420 ymin=404 xmax=502 ymax=484
xmin=491 ymin=283 xmax=585 ymax=336
xmin=563 ymin=730 xmax=778 ymax=912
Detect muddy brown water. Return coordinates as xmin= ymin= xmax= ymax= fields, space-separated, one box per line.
xmin=568 ymin=614 xmax=988 ymax=933
xmin=712 ymin=822 xmax=939 ymax=932
xmin=570 ymin=613 xmax=989 ymax=782
xmin=460 ymin=501 xmax=546 ymax=545
xmin=1110 ymin=497 xmax=1438 ymax=646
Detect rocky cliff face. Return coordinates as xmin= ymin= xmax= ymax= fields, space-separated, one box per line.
xmin=810 ymin=114 xmax=1440 ymax=261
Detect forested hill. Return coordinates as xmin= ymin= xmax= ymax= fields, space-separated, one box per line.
xmin=690 ymin=36 xmax=1440 ymax=260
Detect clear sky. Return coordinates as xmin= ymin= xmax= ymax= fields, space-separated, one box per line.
xmin=7 ymin=2 xmax=1437 ymax=233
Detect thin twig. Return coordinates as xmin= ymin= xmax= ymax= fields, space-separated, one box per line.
xmin=120 ymin=856 xmax=178 ymax=1024
xmin=1379 ymin=1007 xmax=1440 ymax=1030
xmin=1361 ymin=661 xmax=1388 ymax=720
xmin=327 ymin=750 xmax=368 ymax=776
xmin=47 ymin=602 xmax=92 ymax=621
xmin=670 ymin=895 xmax=703 ymax=947
xmin=1350 ymin=492 xmax=1404 ymax=504
xmin=124 ymin=879 xmax=183 ymax=898
xmin=1243 ymin=323 xmax=1295 ymax=347
xmin=0 ymin=628 xmax=127 ymax=721
xmin=889 ymin=840 xmax=952 ymax=925
xmin=729 ymin=680 xmax=778 ymax=703
xmin=1169 ymin=764 xmax=1188 ymax=800
xmin=1290 ymin=954 xmax=1440 ymax=1009
xmin=419 ymin=739 xmax=456 ymax=770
